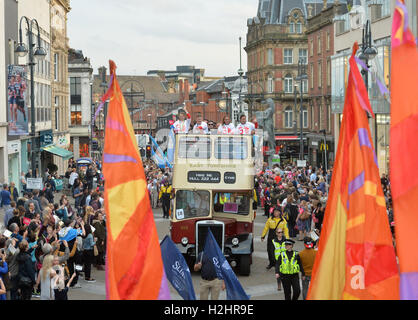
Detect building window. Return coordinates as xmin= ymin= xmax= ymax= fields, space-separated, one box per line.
xmin=318 ymin=61 xmax=322 ymax=88
xmin=54 ymin=53 xmax=58 ymax=81
xmin=267 ymin=48 xmax=273 ymax=65
xmin=290 ymin=22 xmax=295 ymax=33
xmin=326 ymin=32 xmax=331 ymax=51
xmin=310 ymin=39 xmax=314 ymax=57
xmin=284 ymin=107 xmax=293 ymax=128
xmin=284 ymin=75 xmax=293 ymax=93
xmin=303 ymin=107 xmax=308 ymax=128
xmin=71 ymin=105 xmax=82 ymax=125
xmin=55 ymin=108 xmax=59 ymax=131
xmin=296 ymin=22 xmax=302 ymax=34
xmin=301 ymin=79 xmax=308 ymax=94
xmin=284 ymin=49 xmax=293 ymax=64
xmin=267 ymin=75 xmax=274 ymax=93
xmin=299 ymin=49 xmax=308 ymax=64
xmin=310 ymin=64 xmax=314 ymax=89
xmin=327 ymin=60 xmax=331 ymax=87
xmin=318 ymin=35 xmax=321 ymax=54
xmin=70 ymin=77 xmax=81 ymax=105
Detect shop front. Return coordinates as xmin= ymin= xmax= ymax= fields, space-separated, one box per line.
xmin=7 ymin=140 xmax=21 ymax=189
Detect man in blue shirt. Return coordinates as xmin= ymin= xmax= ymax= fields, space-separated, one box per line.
xmin=1 ymin=184 xmax=12 ymax=209
xmin=194 ymin=251 xmax=225 ymax=300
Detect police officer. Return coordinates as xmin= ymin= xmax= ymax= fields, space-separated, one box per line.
xmin=159 ymin=180 xmax=172 ymax=219
xmin=272 ymin=228 xmax=286 ymax=291
xmin=261 ymin=207 xmax=289 ymax=269
xmin=275 ymin=239 xmax=304 ymax=300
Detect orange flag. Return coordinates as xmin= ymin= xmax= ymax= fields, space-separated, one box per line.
xmin=103 ymin=61 xmax=170 ymax=300
xmin=391 ymin=0 xmax=418 ymax=300
xmin=307 ymin=43 xmax=399 ymax=300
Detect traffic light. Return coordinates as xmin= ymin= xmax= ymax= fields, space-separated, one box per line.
xmin=146 ymin=145 xmax=152 ymax=158
xmin=139 ymin=148 xmax=145 ymax=158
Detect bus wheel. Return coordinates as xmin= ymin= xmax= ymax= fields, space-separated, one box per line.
xmin=239 ymin=255 xmax=251 ymax=276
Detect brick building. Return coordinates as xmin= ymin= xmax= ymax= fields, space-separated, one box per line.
xmin=306 ymin=1 xmax=348 ymax=168
xmin=245 ymin=0 xmax=331 ymax=164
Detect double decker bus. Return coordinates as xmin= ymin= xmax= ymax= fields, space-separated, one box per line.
xmin=170 ymin=132 xmax=262 ymax=276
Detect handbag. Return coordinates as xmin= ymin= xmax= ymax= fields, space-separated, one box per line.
xmin=18 ymin=275 xmax=33 ymax=288
xmin=93 ymin=245 xmax=99 ymax=257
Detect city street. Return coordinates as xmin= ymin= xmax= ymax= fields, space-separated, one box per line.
xmin=35 ymin=206 xmax=303 ymax=300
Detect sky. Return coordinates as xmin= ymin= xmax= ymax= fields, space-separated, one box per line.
xmin=67 ymin=0 xmax=256 ymax=77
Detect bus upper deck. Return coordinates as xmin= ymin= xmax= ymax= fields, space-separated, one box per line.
xmin=172 ymin=132 xmax=263 ymax=191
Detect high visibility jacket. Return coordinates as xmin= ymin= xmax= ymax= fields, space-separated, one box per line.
xmin=261 ymin=217 xmax=289 ymax=239
xmin=272 ymin=239 xmax=286 ymax=260
xmin=279 ymin=251 xmax=300 ymax=275
xmin=219 ymin=195 xmax=227 ymax=205
xmin=159 ymin=185 xmax=172 ymax=200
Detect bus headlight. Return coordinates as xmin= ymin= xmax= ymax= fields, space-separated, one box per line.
xmin=181 ymin=237 xmax=189 ymax=246
xmin=232 ymin=238 xmax=239 ymax=246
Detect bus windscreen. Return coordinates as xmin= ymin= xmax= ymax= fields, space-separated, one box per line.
xmin=175 ymin=190 xmax=210 ymax=219
xmin=213 ymin=192 xmax=250 ymax=215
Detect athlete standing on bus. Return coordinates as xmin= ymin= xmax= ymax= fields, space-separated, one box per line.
xmin=173 ymin=107 xmax=191 ymax=134
xmin=192 ymin=114 xmax=209 ymax=134
xmin=217 ymin=115 xmax=235 ymax=134
xmin=235 ymin=114 xmax=255 ymax=135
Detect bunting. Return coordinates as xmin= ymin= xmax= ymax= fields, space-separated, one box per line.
xmin=307 ymin=43 xmax=399 ymax=300
xmin=103 ymin=60 xmax=170 ymax=300
xmin=390 ymin=0 xmax=418 ymax=300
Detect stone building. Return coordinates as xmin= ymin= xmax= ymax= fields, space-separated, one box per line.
xmin=50 ymin=0 xmax=71 ymax=174
xmin=68 ymin=48 xmax=93 ymax=159
xmin=245 ymin=0 xmax=330 ymax=164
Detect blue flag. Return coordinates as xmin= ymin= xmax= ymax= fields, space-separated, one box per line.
xmin=166 ymin=126 xmax=175 ymax=166
xmin=203 ymin=229 xmax=250 ymax=300
xmin=149 ymin=134 xmax=173 ymax=169
xmin=160 ymin=236 xmax=196 ymax=300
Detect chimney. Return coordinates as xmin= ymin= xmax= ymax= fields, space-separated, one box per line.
xmin=184 ymin=79 xmax=190 ymax=101
xmin=323 ymin=0 xmax=327 ymax=11
xmin=179 ymin=79 xmax=184 ymax=104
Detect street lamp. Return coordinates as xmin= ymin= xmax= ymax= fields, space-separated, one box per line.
xmin=16 ymin=16 xmax=47 ymax=177
xmin=359 ymin=19 xmax=378 ymax=154
xmin=296 ymin=59 xmax=308 ymax=161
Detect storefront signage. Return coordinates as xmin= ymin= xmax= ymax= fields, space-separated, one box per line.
xmin=40 ymin=130 xmax=53 ymax=147
xmin=224 ymin=172 xmax=236 ymax=184
xmin=26 ymin=178 xmax=43 ymax=190
xmin=187 ymin=171 xmax=221 ymax=183
xmin=297 ymin=160 xmax=307 ymax=167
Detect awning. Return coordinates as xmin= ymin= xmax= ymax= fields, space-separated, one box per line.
xmin=41 ymin=144 xmax=73 ymax=160
xmin=275 ymin=135 xmax=299 ymax=141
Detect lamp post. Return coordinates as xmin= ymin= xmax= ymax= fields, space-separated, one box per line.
xmin=89 ymin=80 xmax=93 ymax=158
xmin=296 ymin=59 xmax=308 ymax=160
xmin=98 ymin=66 xmax=107 ymax=156
xmin=147 ymin=113 xmax=152 ymax=136
xmin=319 ymin=129 xmax=327 ymax=171
xmin=293 ymin=83 xmax=299 ymax=137
xmin=238 ymin=37 xmax=244 ymax=118
xmin=15 ymin=16 xmax=47 ymax=177
xmin=359 ymin=19 xmax=378 ymax=153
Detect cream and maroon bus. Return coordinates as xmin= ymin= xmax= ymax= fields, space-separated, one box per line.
xmin=170 ymin=131 xmax=262 ymax=275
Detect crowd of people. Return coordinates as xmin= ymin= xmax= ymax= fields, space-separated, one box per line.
xmin=258 ymin=163 xmax=395 ymax=300
xmin=0 ymin=158 xmax=106 ymax=300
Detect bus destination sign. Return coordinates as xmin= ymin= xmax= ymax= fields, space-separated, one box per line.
xmin=224 ymin=172 xmax=236 ymax=184
xmin=188 ymin=171 xmax=221 ymax=183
